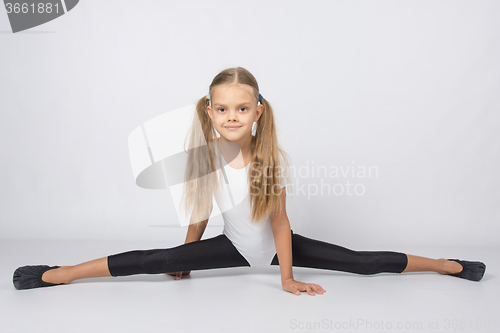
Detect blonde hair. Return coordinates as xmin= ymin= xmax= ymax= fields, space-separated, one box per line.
xmin=180 ymin=67 xmax=291 ymax=228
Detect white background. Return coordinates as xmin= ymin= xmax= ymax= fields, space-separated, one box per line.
xmin=1 ymin=0 xmax=499 ymax=249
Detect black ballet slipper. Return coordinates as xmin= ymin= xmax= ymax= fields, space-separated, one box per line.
xmin=13 ymin=265 xmax=64 ymax=290
xmin=446 ymin=259 xmax=486 ymax=282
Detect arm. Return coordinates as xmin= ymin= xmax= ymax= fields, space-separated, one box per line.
xmin=185 ymin=218 xmax=209 ymax=243
xmin=269 ymin=196 xmax=293 ymax=283
xmin=185 ymin=198 xmax=213 ymax=243
xmin=270 ymin=188 xmax=326 ymax=296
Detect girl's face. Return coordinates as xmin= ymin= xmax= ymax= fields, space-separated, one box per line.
xmin=207 ymin=83 xmax=263 ymax=144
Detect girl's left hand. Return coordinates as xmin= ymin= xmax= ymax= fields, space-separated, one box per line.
xmin=282 ymin=278 xmax=326 ymax=296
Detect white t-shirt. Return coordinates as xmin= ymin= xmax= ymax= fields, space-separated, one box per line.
xmin=213 ymin=155 xmax=289 ymax=267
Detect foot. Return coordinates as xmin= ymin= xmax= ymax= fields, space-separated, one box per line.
xmin=41 ymin=266 xmax=71 ymax=284
xmin=437 ymin=258 xmax=463 ymax=275
xmin=446 ymin=259 xmax=486 ymax=282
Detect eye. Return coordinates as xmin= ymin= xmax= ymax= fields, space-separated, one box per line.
xmin=216 ymin=107 xmax=248 ymax=113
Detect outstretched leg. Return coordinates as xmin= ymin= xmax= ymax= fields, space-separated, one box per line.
xmin=42 ymin=257 xmax=111 ymax=284
xmin=270 ymin=231 xmax=462 ymax=275
xmin=25 ymin=234 xmax=250 ymax=287
xmin=403 ymin=254 xmax=462 ymax=274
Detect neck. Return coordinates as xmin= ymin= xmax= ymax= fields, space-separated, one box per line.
xmin=217 ymin=135 xmax=253 ymax=165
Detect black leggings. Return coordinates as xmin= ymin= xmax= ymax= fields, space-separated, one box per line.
xmin=107 ymin=230 xmax=408 ymax=277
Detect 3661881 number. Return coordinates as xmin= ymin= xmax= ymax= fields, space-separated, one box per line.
xmin=5 ymin=2 xmax=60 ymax=14
xmin=443 ymin=319 xmax=497 ymax=330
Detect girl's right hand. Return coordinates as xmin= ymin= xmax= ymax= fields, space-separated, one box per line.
xmin=166 ymin=271 xmax=191 ymax=280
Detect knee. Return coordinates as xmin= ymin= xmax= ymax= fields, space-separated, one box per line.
xmin=356 ymin=253 xmax=385 ymax=275
xmin=141 ymin=249 xmax=176 ymax=274
xmin=357 ymin=252 xmax=406 ymax=275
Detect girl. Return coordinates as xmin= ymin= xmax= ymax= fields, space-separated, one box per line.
xmin=13 ymin=67 xmax=486 ymax=295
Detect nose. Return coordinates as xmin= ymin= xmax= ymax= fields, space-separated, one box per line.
xmin=226 ymin=109 xmax=239 ymax=121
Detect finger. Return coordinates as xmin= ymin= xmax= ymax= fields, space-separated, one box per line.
xmin=306 ymin=285 xmax=315 ymax=296
xmin=288 ymin=286 xmax=300 ymax=296
xmin=311 ymin=284 xmax=325 ymax=293
xmin=175 ymin=272 xmax=182 ymax=280
xmin=312 ymin=284 xmax=326 ymax=294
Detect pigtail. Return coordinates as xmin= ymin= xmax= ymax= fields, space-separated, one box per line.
xmin=249 ymin=97 xmax=292 ymax=223
xmin=179 ymin=95 xmax=223 ymax=229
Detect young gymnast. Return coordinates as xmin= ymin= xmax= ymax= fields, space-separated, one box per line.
xmin=13 ymin=67 xmax=486 ymax=295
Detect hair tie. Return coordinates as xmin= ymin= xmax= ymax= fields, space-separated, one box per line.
xmin=259 ymin=93 xmax=263 ymax=101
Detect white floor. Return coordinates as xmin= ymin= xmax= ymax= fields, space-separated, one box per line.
xmin=0 ymin=239 xmax=497 ymax=333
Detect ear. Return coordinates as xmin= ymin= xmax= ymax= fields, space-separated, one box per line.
xmin=254 ymin=104 xmax=264 ymax=122
xmin=206 ymin=105 xmax=213 ymax=121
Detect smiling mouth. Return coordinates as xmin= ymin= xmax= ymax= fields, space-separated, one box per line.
xmin=225 ymin=126 xmax=241 ymax=130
